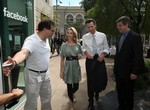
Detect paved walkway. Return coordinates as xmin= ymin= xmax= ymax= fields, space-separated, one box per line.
xmin=50 ymin=54 xmax=116 ymax=110
xmin=48 ymin=54 xmax=150 ymax=110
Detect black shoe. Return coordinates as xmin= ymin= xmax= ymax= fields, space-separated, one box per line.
xmin=116 ymin=107 xmax=122 ymax=110
xmin=95 ymin=93 xmax=99 ymax=101
xmin=88 ymin=104 xmax=95 ymax=110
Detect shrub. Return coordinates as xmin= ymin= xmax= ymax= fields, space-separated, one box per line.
xmin=135 ymin=60 xmax=150 ymax=90
xmin=143 ymin=60 xmax=150 ymax=73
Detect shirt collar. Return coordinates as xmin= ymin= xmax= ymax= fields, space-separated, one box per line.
xmin=123 ymin=29 xmax=130 ymax=36
xmin=35 ymin=33 xmax=44 ymax=42
xmin=90 ymin=31 xmax=97 ymax=37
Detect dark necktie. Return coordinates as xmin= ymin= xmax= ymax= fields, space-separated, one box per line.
xmin=119 ymin=34 xmax=125 ymax=51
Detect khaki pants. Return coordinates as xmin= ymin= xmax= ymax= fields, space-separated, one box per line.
xmin=24 ymin=68 xmax=52 ymax=110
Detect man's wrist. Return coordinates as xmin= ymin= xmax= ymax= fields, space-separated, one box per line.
xmin=84 ymin=51 xmax=87 ymax=54
xmin=13 ymin=60 xmax=17 ymax=67
xmin=102 ymin=52 xmax=107 ymax=56
xmin=10 ymin=92 xmax=15 ymax=97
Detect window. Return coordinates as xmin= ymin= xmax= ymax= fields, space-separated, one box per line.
xmin=75 ymin=14 xmax=83 ymax=23
xmin=66 ymin=14 xmax=74 ymax=23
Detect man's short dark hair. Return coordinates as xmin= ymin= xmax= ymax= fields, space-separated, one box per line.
xmin=38 ymin=20 xmax=55 ymax=31
xmin=85 ymin=19 xmax=96 ymax=25
xmin=116 ymin=16 xmax=130 ymax=25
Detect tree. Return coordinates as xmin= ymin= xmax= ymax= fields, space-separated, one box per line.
xmin=119 ymin=0 xmax=150 ymax=34
xmin=81 ymin=0 xmax=150 ymax=35
xmin=87 ymin=0 xmax=123 ymax=35
xmin=80 ymin=0 xmax=96 ymax=12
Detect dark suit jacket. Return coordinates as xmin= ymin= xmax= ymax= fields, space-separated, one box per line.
xmin=114 ymin=30 xmax=144 ymax=79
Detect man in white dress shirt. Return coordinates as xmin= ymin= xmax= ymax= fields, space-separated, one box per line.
xmin=82 ymin=19 xmax=109 ymax=110
xmin=3 ymin=20 xmax=55 ymax=110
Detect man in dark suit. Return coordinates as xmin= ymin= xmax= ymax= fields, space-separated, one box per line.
xmin=114 ymin=16 xmax=144 ymax=110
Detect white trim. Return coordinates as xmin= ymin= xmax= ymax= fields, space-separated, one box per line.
xmin=65 ymin=13 xmax=75 ymax=22
xmin=75 ymin=13 xmax=84 ymax=19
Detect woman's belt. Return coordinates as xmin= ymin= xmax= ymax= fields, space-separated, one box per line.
xmin=66 ymin=56 xmax=78 ymax=60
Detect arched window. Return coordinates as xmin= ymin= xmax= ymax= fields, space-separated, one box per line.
xmin=66 ymin=14 xmax=74 ymax=23
xmin=75 ymin=14 xmax=83 ymax=23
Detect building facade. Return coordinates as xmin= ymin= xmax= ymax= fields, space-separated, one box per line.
xmin=35 ymin=0 xmax=53 ymax=29
xmin=53 ymin=6 xmax=86 ymax=39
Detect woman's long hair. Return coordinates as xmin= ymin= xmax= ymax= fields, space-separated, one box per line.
xmin=66 ymin=27 xmax=78 ymax=43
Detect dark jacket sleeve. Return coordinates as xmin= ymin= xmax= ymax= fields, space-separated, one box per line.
xmin=132 ymin=34 xmax=144 ymax=74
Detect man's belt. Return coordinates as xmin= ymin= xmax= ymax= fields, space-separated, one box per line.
xmin=66 ymin=56 xmax=78 ymax=60
xmin=28 ymin=68 xmax=47 ymax=73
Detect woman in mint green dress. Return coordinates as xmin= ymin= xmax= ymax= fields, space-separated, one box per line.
xmin=60 ymin=27 xmax=82 ymax=109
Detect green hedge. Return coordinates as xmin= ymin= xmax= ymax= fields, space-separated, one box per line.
xmin=135 ymin=60 xmax=150 ymax=90
xmin=143 ymin=60 xmax=150 ymax=73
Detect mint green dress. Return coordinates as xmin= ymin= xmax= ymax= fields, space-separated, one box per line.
xmin=60 ymin=43 xmax=82 ymax=84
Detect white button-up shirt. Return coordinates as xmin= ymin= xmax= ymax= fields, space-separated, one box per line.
xmin=82 ymin=31 xmax=109 ymax=55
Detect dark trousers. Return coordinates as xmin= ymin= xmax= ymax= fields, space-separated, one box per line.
xmin=67 ymin=83 xmax=79 ymax=102
xmin=86 ymin=59 xmax=107 ymax=105
xmin=115 ymin=76 xmax=134 ymax=110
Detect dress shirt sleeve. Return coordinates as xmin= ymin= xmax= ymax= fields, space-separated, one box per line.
xmin=81 ymin=35 xmax=87 ymax=53
xmin=102 ymin=35 xmax=109 ymax=54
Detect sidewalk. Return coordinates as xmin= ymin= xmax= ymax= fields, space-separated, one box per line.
xmin=50 ymin=54 xmax=116 ymax=110
xmin=50 ymin=54 xmax=89 ymax=110
xmin=49 ymin=54 xmax=150 ymax=110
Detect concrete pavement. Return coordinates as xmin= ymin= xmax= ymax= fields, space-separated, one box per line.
xmin=38 ymin=53 xmax=150 ymax=110
xmin=49 ymin=54 xmax=116 ymax=110
xmin=50 ymin=54 xmax=89 ymax=110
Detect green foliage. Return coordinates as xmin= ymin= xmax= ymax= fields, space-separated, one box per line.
xmin=82 ymin=0 xmax=150 ymax=35
xmin=135 ymin=60 xmax=150 ymax=90
xmin=141 ymin=6 xmax=150 ymax=34
xmin=118 ymin=0 xmax=150 ymax=34
xmin=80 ymin=0 xmax=97 ymax=12
xmin=86 ymin=0 xmax=123 ymax=35
xmin=53 ymin=11 xmax=60 ymax=27
xmin=87 ymin=8 xmax=95 ymax=18
xmin=143 ymin=60 xmax=150 ymax=73
xmin=135 ymin=73 xmax=150 ymax=90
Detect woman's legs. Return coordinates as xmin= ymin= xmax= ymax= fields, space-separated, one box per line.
xmin=67 ymin=83 xmax=79 ymax=102
xmin=72 ymin=83 xmax=79 ymax=94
